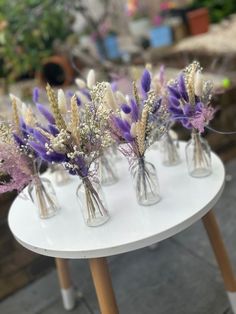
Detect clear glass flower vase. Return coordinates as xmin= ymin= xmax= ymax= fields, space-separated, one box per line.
xmin=161 ymin=131 xmax=181 ymax=166
xmin=28 ymin=175 xmax=60 ymax=219
xmin=185 ymin=131 xmax=212 ymax=178
xmin=76 ymin=176 xmax=110 ymax=227
xmin=99 ymin=151 xmax=118 ymax=186
xmin=131 ymin=157 xmax=161 ymax=206
xmin=51 ymin=164 xmax=71 ymax=186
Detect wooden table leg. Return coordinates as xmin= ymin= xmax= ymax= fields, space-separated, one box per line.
xmin=89 ymin=257 xmax=119 ymax=314
xmin=202 ymin=210 xmax=236 ymax=313
xmin=55 ymin=258 xmax=76 ymax=311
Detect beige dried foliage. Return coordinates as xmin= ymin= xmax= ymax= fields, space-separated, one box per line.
xmin=46 ymin=84 xmax=66 ymax=130
xmin=70 ymin=95 xmax=80 ymax=144
xmin=11 ymin=97 xmax=20 ymax=133
xmin=136 ymin=106 xmax=148 ymax=156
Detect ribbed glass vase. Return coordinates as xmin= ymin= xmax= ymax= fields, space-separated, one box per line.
xmin=28 ymin=174 xmax=60 ymax=219
xmin=130 ymin=157 xmax=161 ymax=206
xmin=160 ymin=132 xmax=181 ymax=166
xmin=76 ymin=176 xmax=110 ymax=227
xmin=185 ymin=131 xmax=212 ymax=178
xmin=99 ymin=150 xmax=118 ymax=186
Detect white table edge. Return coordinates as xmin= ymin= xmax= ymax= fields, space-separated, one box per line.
xmin=10 ymin=179 xmax=225 ymax=259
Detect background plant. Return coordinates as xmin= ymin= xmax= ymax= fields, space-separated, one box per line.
xmin=193 ymin=0 xmax=236 ymax=23
xmin=0 ymin=0 xmax=72 ymax=82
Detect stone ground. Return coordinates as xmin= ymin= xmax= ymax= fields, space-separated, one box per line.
xmin=1 ymin=160 xmax=236 ymax=314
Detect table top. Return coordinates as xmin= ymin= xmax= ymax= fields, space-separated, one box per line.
xmin=8 ymin=142 xmax=225 ymax=259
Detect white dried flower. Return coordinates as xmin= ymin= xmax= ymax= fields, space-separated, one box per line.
xmin=121 ymin=110 xmax=130 ymax=121
xmin=75 ymin=78 xmax=86 ymax=89
xmin=58 ymin=89 xmax=67 ymax=114
xmin=9 ymin=93 xmax=22 ymax=108
xmin=75 ymin=91 xmax=89 ymax=105
xmin=115 ymin=91 xmax=127 ymax=105
xmin=194 ymin=71 xmax=203 ymax=97
xmin=104 ymin=83 xmax=117 ymax=111
xmin=130 ymin=123 xmax=136 ymax=137
xmin=87 ymin=69 xmax=96 ymax=89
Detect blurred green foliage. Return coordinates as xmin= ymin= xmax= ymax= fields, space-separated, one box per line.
xmin=193 ymin=0 xmax=236 ymax=23
xmin=0 ymin=0 xmax=72 ymax=81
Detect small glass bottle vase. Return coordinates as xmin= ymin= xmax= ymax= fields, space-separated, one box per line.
xmin=28 ymin=175 xmax=60 ymax=219
xmin=161 ymin=131 xmax=181 ymax=166
xmin=99 ymin=151 xmax=118 ymax=186
xmin=76 ymin=176 xmax=110 ymax=227
xmin=185 ymin=131 xmax=212 ymax=178
xmin=131 ymin=157 xmax=161 ymax=206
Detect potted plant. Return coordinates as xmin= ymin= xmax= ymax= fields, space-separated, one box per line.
xmin=0 ymin=0 xmax=72 ymax=84
xmin=187 ymin=7 xmax=209 ymax=35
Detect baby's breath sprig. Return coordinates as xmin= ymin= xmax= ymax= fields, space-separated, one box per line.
xmin=0 ymin=123 xmax=13 ymax=144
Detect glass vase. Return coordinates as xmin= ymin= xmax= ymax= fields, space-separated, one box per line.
xmin=185 ymin=131 xmax=212 ymax=178
xmin=99 ymin=150 xmax=118 ymax=186
xmin=160 ymin=131 xmax=181 ymax=166
xmin=76 ymin=176 xmax=110 ymax=227
xmin=28 ymin=175 xmax=60 ymax=219
xmin=50 ymin=164 xmax=71 ymax=186
xmin=131 ymin=157 xmax=161 ymax=206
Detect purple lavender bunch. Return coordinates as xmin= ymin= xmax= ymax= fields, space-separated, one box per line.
xmin=28 ymin=84 xmax=112 ymax=179
xmin=109 ymin=70 xmax=168 ymax=158
xmin=167 ymin=61 xmax=216 ymax=133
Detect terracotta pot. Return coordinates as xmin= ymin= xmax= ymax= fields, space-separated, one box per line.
xmin=39 ymin=55 xmax=74 ymax=86
xmin=187 ymin=8 xmax=209 ymax=36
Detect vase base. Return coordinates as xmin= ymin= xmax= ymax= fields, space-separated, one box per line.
xmin=138 ymin=195 xmax=161 ymax=206
xmin=101 ymin=176 xmax=119 ymax=187
xmin=39 ymin=207 xmax=60 ymax=219
xmin=86 ymin=214 xmax=110 ymax=227
xmin=189 ymin=168 xmax=212 ymax=178
xmin=163 ymin=159 xmax=181 ymax=167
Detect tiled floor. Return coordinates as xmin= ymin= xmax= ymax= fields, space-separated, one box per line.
xmin=1 ymin=160 xmax=236 ymax=314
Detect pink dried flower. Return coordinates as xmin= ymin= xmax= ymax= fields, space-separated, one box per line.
xmin=190 ymin=106 xmax=216 ymax=133
xmin=0 ymin=143 xmax=32 ymax=194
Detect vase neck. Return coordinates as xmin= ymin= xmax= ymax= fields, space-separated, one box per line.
xmin=191 ymin=130 xmax=201 ymax=140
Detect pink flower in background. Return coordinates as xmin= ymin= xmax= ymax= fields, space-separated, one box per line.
xmin=0 ymin=143 xmax=32 ymax=194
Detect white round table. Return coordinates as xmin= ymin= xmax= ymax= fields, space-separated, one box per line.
xmin=9 ymin=143 xmax=236 ymax=314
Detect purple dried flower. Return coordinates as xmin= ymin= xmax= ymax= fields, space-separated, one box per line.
xmin=41 ymin=152 xmax=67 ymax=163
xmin=130 ymin=98 xmax=139 ymax=122
xmin=36 ymin=103 xmax=55 ymax=124
xmin=33 ymin=87 xmax=40 ymax=103
xmin=178 ymin=74 xmax=188 ymax=101
xmin=13 ymin=133 xmax=25 ymax=148
xmin=167 ymin=85 xmax=181 ymax=99
xmin=66 ymin=90 xmax=74 ymax=98
xmin=169 ymin=96 xmax=180 ymax=108
xmin=114 ymin=117 xmax=130 ymax=133
xmin=48 ymin=124 xmax=59 ymax=136
xmin=29 ymin=141 xmax=47 ymax=155
xmin=33 ymin=129 xmax=49 ymax=145
xmin=141 ymin=69 xmax=151 ymax=93
xmin=81 ymin=89 xmax=92 ymax=101
xmin=123 ymin=132 xmax=134 ymax=142
xmin=76 ymin=96 xmax=82 ymax=106
xmin=111 ymin=81 xmax=118 ymax=92
xmin=121 ymin=104 xmax=131 ymax=114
